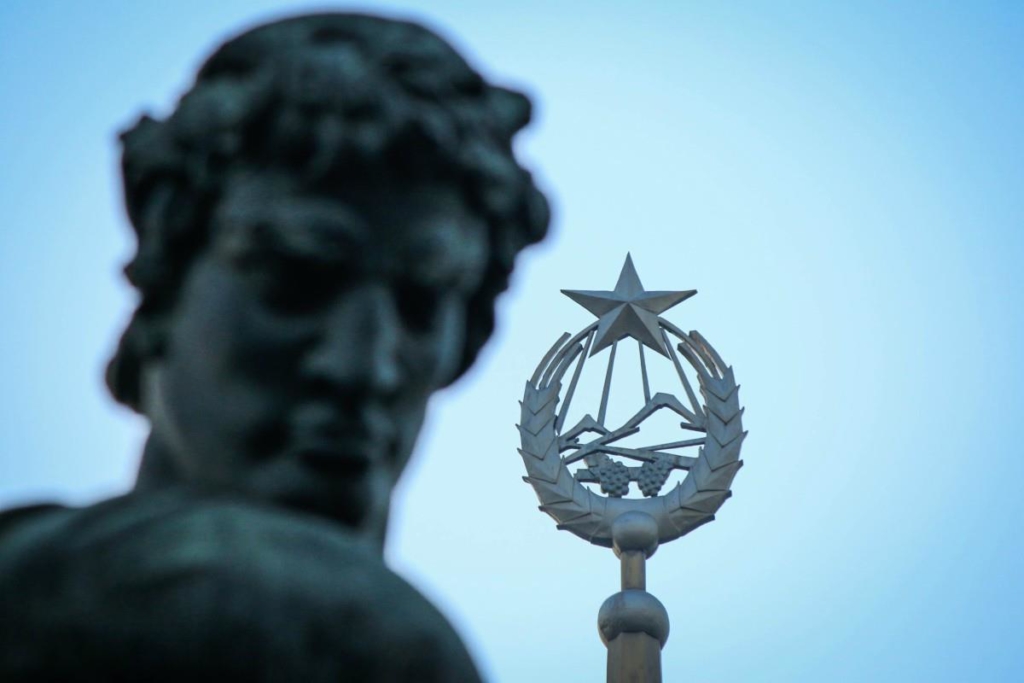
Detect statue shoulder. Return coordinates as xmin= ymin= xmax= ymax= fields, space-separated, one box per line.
xmin=0 ymin=500 xmax=75 ymax=568
xmin=0 ymin=490 xmax=481 ymax=682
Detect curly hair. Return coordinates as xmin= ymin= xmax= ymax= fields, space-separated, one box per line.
xmin=107 ymin=13 xmax=550 ymax=411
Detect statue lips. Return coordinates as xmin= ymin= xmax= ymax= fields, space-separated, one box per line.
xmin=288 ymin=410 xmax=395 ymax=479
xmin=295 ymin=437 xmax=378 ymax=477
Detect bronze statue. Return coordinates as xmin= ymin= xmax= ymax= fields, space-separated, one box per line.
xmin=0 ymin=13 xmax=548 ymax=681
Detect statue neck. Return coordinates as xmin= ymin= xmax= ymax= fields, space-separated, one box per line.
xmin=131 ymin=432 xmax=391 ymax=554
xmin=133 ymin=432 xmax=185 ymax=492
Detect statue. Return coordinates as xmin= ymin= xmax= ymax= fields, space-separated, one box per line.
xmin=0 ymin=13 xmax=549 ymax=681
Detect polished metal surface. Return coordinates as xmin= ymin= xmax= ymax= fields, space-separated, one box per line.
xmin=518 ymin=255 xmax=746 ymax=682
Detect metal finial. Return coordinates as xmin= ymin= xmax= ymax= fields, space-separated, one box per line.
xmin=518 ymin=254 xmax=746 ymax=683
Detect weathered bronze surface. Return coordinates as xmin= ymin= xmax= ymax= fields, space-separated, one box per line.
xmin=0 ymin=12 xmax=548 ymax=681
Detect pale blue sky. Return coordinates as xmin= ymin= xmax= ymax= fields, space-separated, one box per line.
xmin=2 ymin=2 xmax=1022 ymax=681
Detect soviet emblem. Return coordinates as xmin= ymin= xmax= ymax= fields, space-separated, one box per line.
xmin=518 ymin=255 xmax=746 ymax=548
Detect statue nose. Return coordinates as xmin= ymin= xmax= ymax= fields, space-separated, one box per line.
xmin=304 ymin=285 xmax=403 ymax=396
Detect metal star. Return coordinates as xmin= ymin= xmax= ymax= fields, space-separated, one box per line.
xmin=561 ymin=254 xmax=696 ymax=357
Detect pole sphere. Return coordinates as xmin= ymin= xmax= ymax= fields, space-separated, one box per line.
xmin=611 ymin=511 xmax=660 ymax=559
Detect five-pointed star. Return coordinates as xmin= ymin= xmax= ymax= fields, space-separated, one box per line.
xmin=562 ymin=254 xmax=696 ymax=357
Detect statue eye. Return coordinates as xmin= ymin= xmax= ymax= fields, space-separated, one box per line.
xmin=395 ymin=283 xmax=443 ymax=332
xmin=252 ymin=259 xmax=336 ymax=315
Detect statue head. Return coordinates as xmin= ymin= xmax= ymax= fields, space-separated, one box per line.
xmin=107 ymin=13 xmax=549 ymax=542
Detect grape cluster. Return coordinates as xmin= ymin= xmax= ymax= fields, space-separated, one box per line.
xmin=638 ymin=455 xmax=673 ymax=497
xmin=595 ymin=458 xmax=631 ymax=498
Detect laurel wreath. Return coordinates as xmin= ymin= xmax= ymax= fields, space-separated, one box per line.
xmin=518 ymin=327 xmax=745 ymax=548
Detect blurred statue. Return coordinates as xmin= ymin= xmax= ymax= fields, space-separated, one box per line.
xmin=0 ymin=13 xmax=548 ymax=681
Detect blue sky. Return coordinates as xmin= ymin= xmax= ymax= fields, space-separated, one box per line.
xmin=2 ymin=2 xmax=1022 ymax=680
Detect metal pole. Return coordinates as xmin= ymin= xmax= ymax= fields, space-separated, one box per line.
xmin=599 ymin=512 xmax=670 ymax=683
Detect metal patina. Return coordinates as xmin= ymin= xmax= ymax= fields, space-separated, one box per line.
xmin=0 ymin=13 xmax=550 ymax=681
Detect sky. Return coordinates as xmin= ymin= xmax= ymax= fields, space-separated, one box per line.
xmin=1 ymin=1 xmax=1022 ymax=681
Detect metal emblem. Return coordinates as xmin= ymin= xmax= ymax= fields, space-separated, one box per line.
xmin=518 ymin=254 xmax=746 ymax=681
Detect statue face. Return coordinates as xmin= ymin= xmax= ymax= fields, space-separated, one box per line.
xmin=142 ymin=170 xmax=488 ymax=536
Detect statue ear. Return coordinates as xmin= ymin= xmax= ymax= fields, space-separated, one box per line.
xmin=134 ymin=315 xmax=170 ymax=360
xmin=489 ymin=86 xmax=533 ymax=135
xmin=106 ymin=312 xmax=170 ymax=413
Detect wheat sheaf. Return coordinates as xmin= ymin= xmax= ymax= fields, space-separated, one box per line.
xmin=518 ymin=327 xmax=745 ymax=548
